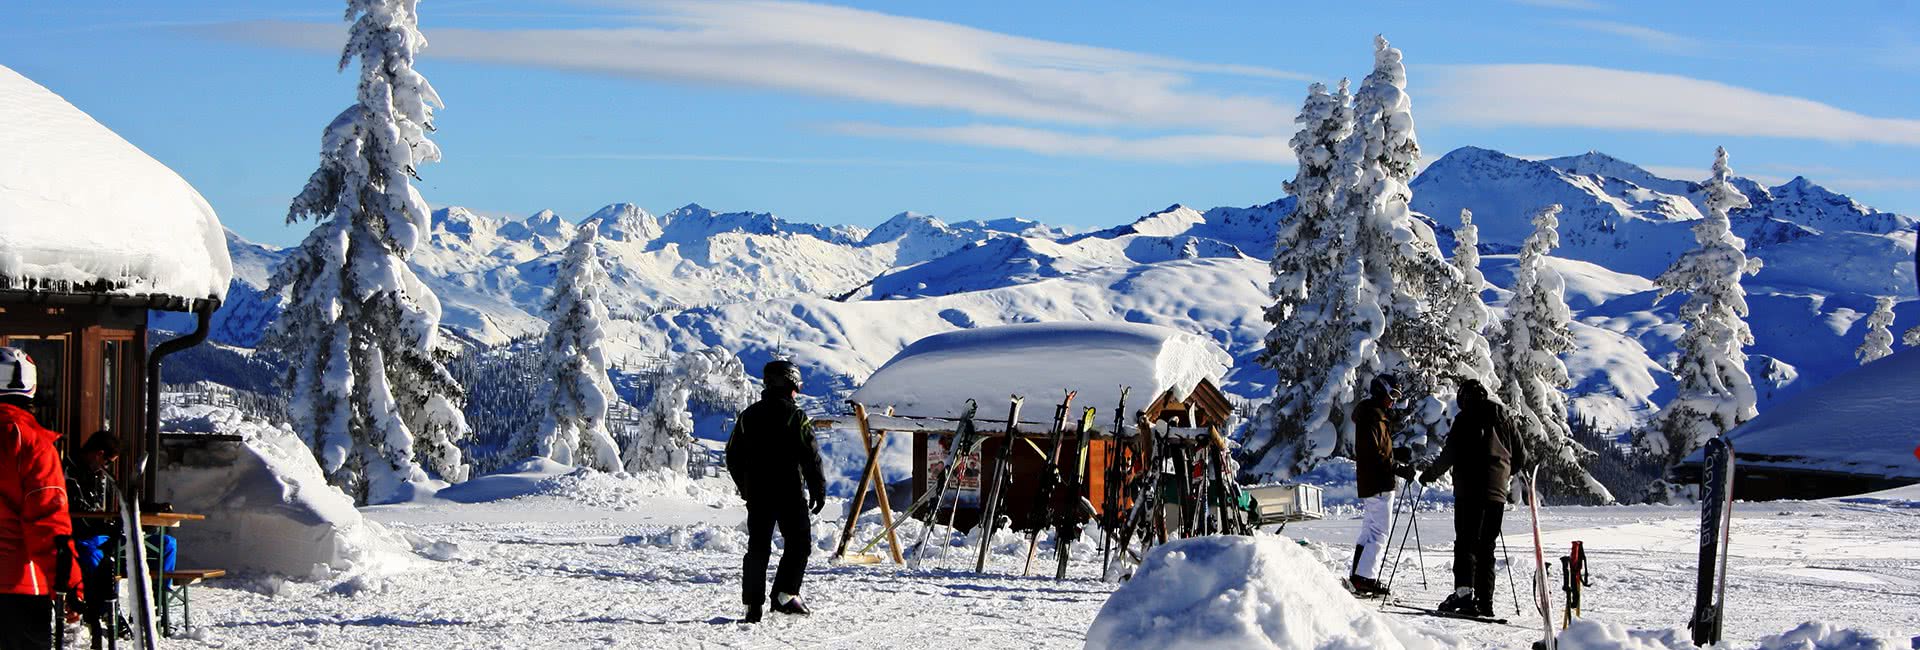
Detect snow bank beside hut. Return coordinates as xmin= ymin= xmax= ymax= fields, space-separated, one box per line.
xmin=0 ymin=64 xmax=231 ymax=301
xmin=850 ymin=321 xmax=1230 ymax=419
xmin=158 ymin=404 xmax=417 ymax=585
xmin=1085 ymin=535 xmax=1460 ymax=650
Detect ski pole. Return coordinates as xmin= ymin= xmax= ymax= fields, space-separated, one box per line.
xmin=1501 ymin=528 xmax=1523 ymax=615
xmin=1409 ymin=484 xmax=1428 ymax=588
xmin=1380 ymin=485 xmax=1417 ymax=596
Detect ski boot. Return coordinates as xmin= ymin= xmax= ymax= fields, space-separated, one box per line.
xmin=744 ymin=603 xmax=763 ymax=624
xmin=771 ymin=592 xmax=812 ymax=616
xmin=1436 ymin=591 xmax=1474 ymax=614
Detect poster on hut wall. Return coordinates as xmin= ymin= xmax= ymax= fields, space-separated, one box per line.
xmin=925 ymin=439 xmax=982 ymax=506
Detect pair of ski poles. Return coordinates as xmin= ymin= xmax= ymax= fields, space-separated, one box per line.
xmin=1380 ymin=481 xmax=1525 ymax=616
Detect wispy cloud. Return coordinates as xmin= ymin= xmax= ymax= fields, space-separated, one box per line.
xmin=193 ymin=0 xmax=1307 ymax=135
xmin=827 ymin=123 xmax=1295 ymax=164
xmin=513 ymin=152 xmax=1067 ymax=173
xmin=1423 ymin=64 xmax=1920 ymax=146
xmin=1563 ymin=20 xmax=1699 ymax=54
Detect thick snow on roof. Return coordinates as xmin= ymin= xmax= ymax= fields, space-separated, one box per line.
xmin=0 ymin=65 xmax=231 ymax=303
xmin=850 ymin=321 xmax=1230 ymax=420
xmin=1687 ymin=347 xmax=1920 ymax=480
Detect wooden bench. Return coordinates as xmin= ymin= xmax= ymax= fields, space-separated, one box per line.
xmin=158 ymin=569 xmax=225 ymax=635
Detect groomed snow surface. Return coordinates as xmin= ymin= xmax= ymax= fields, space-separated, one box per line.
xmin=0 ymin=64 xmax=231 ymax=301
xmin=152 ymin=405 xmax=1917 ymax=649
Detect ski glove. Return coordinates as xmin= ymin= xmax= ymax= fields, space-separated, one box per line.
xmin=1393 ymin=463 xmax=1417 ymax=482
xmin=809 ymin=492 xmax=825 ymax=515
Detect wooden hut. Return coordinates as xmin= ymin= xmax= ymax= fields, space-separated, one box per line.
xmin=0 ymin=64 xmax=232 ymax=493
xmin=817 ymin=322 xmax=1238 ymax=565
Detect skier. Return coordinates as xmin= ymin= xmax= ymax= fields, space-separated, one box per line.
xmin=66 ymin=430 xmax=176 ymax=638
xmin=1420 ymin=378 xmax=1530 ymax=618
xmin=1 ymin=347 xmax=83 ymax=650
xmin=1348 ymin=374 xmax=1415 ymax=597
xmin=725 ymin=359 xmax=827 ymax=623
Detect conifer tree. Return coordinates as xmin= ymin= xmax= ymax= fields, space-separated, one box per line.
xmin=533 ymin=228 xmax=623 ymax=471
xmin=262 ymin=0 xmax=469 ymax=504
xmin=1638 ymin=147 xmax=1763 ymax=467
xmin=1855 ymin=297 xmax=1896 ymax=364
xmin=1494 ymin=205 xmax=1612 ymax=503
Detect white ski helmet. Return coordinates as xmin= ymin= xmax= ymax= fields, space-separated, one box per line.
xmin=0 ymin=347 xmax=37 ymax=399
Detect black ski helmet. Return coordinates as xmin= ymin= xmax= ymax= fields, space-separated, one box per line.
xmin=1458 ymin=378 xmax=1489 ymax=403
xmin=763 ymin=359 xmax=803 ymax=393
xmin=1368 ymin=373 xmax=1401 ymax=401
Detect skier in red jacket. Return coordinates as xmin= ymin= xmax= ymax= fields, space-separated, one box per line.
xmin=1 ymin=347 xmax=83 ymax=650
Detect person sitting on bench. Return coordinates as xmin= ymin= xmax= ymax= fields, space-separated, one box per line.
xmin=66 ymin=431 xmax=176 ymax=636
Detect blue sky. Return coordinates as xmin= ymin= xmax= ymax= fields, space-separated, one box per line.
xmin=4 ymin=1 xmax=1917 ymax=247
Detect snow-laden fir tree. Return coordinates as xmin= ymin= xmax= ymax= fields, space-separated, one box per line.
xmin=1241 ymin=35 xmax=1466 ymax=479
xmin=1493 ymin=205 xmax=1612 ymax=503
xmin=1855 ymin=297 xmax=1896 ymax=364
xmin=1239 ymin=79 xmax=1357 ymax=479
xmin=531 ymin=227 xmax=623 ymax=471
xmin=622 ymin=348 xmax=741 ymax=475
xmin=1444 ymin=209 xmax=1500 ymax=390
xmin=1637 ymin=147 xmax=1764 ymax=467
xmin=261 ymin=0 xmax=469 ymax=504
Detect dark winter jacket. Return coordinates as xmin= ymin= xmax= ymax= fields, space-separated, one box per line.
xmin=64 ymin=460 xmax=115 ymax=538
xmin=1352 ymin=397 xmax=1396 ymax=499
xmin=1427 ymin=397 xmax=1529 ymax=504
xmin=725 ymin=392 xmax=826 ymax=505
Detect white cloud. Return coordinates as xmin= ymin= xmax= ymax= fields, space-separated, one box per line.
xmin=827 ymin=123 xmax=1294 ymax=164
xmin=199 ymin=0 xmax=1307 ymax=134
xmin=1423 ymin=64 xmax=1920 ymax=146
xmin=1563 ymin=20 xmax=1698 ymax=54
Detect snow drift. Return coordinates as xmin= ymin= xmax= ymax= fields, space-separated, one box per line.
xmin=1084 ymin=535 xmax=1459 ymax=650
xmin=851 ymin=321 xmax=1231 ymax=420
xmin=1683 ymin=347 xmax=1920 ymax=482
xmin=159 ymin=404 xmax=415 ymax=581
xmin=0 ymin=64 xmax=231 ymax=301
xmin=1555 ymin=619 xmax=1900 ymax=649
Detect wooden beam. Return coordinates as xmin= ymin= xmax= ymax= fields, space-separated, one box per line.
xmin=832 ymin=402 xmax=880 ymax=562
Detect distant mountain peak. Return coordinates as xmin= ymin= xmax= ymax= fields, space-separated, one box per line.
xmin=585 ymin=202 xmax=662 ymax=242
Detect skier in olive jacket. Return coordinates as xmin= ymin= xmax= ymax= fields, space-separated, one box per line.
xmin=726 ymin=359 xmax=826 ymax=623
xmin=1421 ymin=378 xmax=1530 ymax=617
xmin=1348 ymin=374 xmax=1416 ymax=597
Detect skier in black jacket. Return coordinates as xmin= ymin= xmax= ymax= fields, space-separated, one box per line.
xmin=726 ymin=359 xmax=827 ymax=623
xmin=1420 ymin=379 xmax=1530 ymax=617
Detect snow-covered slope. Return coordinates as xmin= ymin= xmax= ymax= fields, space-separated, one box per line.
xmin=198 ymin=147 xmax=1914 ymax=446
xmin=1683 ymin=347 xmax=1920 ymax=480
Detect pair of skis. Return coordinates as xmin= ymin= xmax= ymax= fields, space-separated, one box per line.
xmin=113 ymin=455 xmax=163 ymax=650
xmin=1018 ymin=393 xmax=1078 ymax=576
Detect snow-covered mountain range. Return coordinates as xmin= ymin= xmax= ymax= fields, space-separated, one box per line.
xmin=173 ymin=146 xmax=1917 ymax=439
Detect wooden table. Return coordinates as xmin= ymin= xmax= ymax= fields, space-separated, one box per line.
xmin=72 ymin=511 xmax=205 ymax=528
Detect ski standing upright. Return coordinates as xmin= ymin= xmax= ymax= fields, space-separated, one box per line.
xmin=1526 ymin=469 xmax=1554 ymax=650
xmin=1688 ymin=436 xmax=1736 ymax=646
xmin=974 ymin=396 xmax=1025 ymax=573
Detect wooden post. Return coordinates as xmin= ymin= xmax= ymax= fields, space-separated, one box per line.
xmin=858 ymin=404 xmax=905 ymax=564
xmin=833 ymin=402 xmax=879 ymax=561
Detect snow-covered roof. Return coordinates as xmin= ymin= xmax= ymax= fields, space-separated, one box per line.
xmin=850 ymin=321 xmax=1231 ymax=420
xmin=0 ymin=64 xmax=231 ymax=305
xmin=1685 ymin=347 xmax=1920 ymax=480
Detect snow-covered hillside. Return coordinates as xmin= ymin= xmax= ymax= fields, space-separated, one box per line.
xmin=189 ymin=147 xmax=1916 ymax=445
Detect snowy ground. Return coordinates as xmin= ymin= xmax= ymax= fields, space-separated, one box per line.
xmin=167 ymin=483 xmax=1919 ymax=649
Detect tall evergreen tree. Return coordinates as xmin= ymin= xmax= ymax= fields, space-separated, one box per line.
xmin=625 ymin=349 xmax=724 ymax=475
xmin=1240 ymin=80 xmax=1357 ymax=479
xmin=262 ymin=0 xmax=469 ymax=504
xmin=533 ymin=228 xmax=623 ymax=471
xmin=1494 ymin=205 xmax=1612 ymax=503
xmin=1638 ymin=147 xmax=1763 ymax=467
xmin=1445 ymin=209 xmax=1500 ymax=391
xmin=1855 ymin=297 xmax=1896 ymax=364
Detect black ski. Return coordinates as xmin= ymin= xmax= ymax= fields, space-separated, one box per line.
xmin=899 ymin=399 xmax=980 ymax=566
xmin=1097 ymin=387 xmax=1130 ymax=574
xmin=973 ymin=396 xmax=1025 ymax=574
xmin=1021 ymin=391 xmax=1076 ymax=575
xmin=1054 ymin=406 xmax=1098 ymax=580
xmin=1688 ymin=436 xmax=1736 ymax=646
xmin=1382 ymin=601 xmax=1514 ymax=626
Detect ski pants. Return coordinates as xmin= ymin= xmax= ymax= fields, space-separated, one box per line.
xmin=0 ymin=593 xmax=55 ymax=650
xmin=1453 ymin=498 xmax=1505 ymax=603
xmin=75 ymin=533 xmax=176 ymax=618
xmin=742 ymin=494 xmax=812 ymax=606
xmin=1353 ymin=490 xmax=1393 ymax=580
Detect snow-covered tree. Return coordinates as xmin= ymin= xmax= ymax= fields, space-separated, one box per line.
xmin=1493 ymin=205 xmax=1612 ymax=503
xmin=1855 ymin=297 xmax=1896 ymax=364
xmin=531 ymin=227 xmax=623 ymax=471
xmin=261 ymin=0 xmax=469 ymax=504
xmin=1906 ymin=325 xmax=1920 ymax=349
xmin=1638 ymin=147 xmax=1763 ymax=467
xmin=624 ymin=348 xmax=747 ymax=475
xmin=1241 ymin=35 xmax=1464 ymax=479
xmin=1240 ymin=79 xmax=1357 ymax=479
xmin=1445 ymin=209 xmax=1500 ymax=390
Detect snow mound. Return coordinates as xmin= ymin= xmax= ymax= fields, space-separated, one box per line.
xmin=430 ymin=456 xmax=575 ymax=503
xmin=158 ymin=404 xmax=416 ymax=583
xmin=0 ymin=64 xmax=231 ymax=301
xmin=852 ymin=321 xmax=1231 ymax=419
xmin=529 ymin=467 xmax=742 ymax=510
xmin=1555 ymin=619 xmax=1900 ymax=649
xmin=1085 ymin=535 xmax=1460 ymax=650
xmin=1684 ymin=347 xmax=1920 ymax=481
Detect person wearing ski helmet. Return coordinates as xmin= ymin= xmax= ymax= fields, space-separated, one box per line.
xmin=0 ymin=347 xmax=84 ymax=650
xmin=1348 ymin=373 xmax=1416 ymax=597
xmin=725 ymin=359 xmax=827 ymax=623
xmin=1421 ymin=378 xmax=1530 ymax=617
